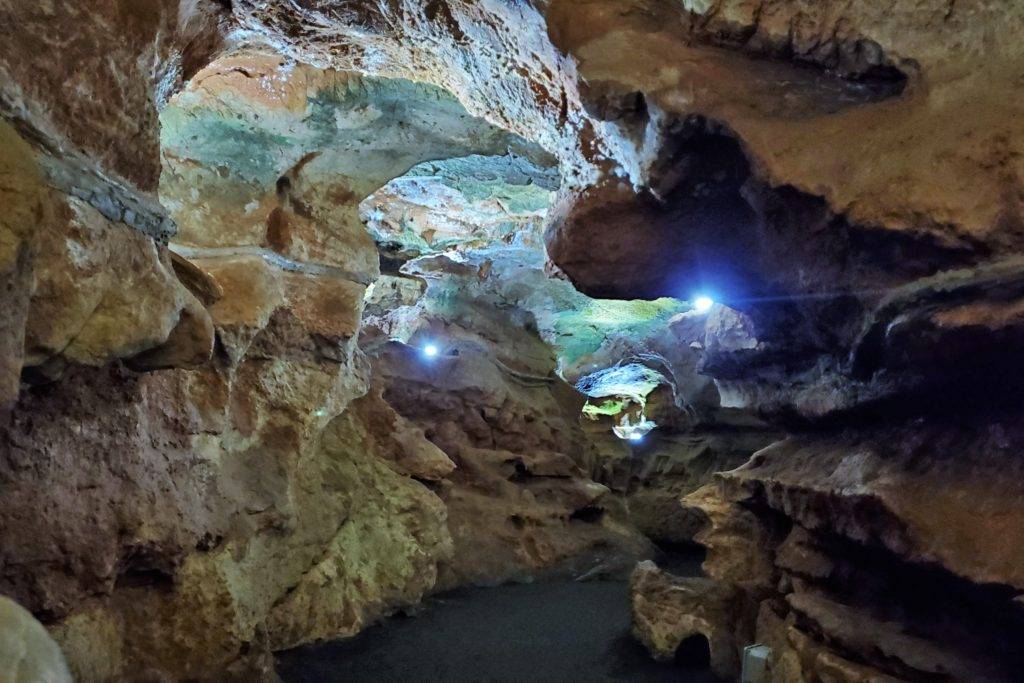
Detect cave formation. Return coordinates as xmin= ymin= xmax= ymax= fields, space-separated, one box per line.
xmin=1 ymin=2 xmax=1024 ymax=681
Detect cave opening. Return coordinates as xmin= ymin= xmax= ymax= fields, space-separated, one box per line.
xmin=674 ymin=633 xmax=713 ymax=669
xmin=2 ymin=2 xmax=1024 ymax=682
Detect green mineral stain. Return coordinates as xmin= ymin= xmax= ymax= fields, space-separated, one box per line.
xmin=581 ymin=398 xmax=629 ymax=417
xmin=551 ymin=298 xmax=687 ymax=367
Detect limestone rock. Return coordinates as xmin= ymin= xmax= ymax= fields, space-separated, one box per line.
xmin=361 ymin=154 xmax=557 ymax=261
xmin=0 ymin=121 xmax=49 ymax=406
xmin=684 ymin=483 xmax=782 ymax=591
xmin=161 ymin=53 xmax=541 ymax=278
xmin=25 ymin=195 xmax=213 ymax=371
xmin=231 ymin=0 xmax=621 ymax=185
xmin=0 ymin=0 xmax=228 ymax=191
xmin=262 ymin=409 xmax=453 ymax=650
xmin=0 ymin=596 xmax=72 ymax=683
xmin=617 ymin=429 xmax=778 ymax=545
xmin=722 ymin=429 xmax=1024 ymax=590
xmin=343 ymin=381 xmax=457 ymax=482
xmin=629 ymin=560 xmax=751 ymax=679
xmin=548 ymin=0 xmax=1024 ymax=258
xmin=3 ymin=3 xmax=1024 ymax=681
xmin=674 ymin=423 xmax=1024 ymax=681
xmin=373 ymin=316 xmax=652 ymax=587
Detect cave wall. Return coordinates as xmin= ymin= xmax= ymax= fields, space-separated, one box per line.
xmin=0 ymin=81 xmax=458 ymax=676
xmin=550 ymin=5 xmax=1024 ymax=680
xmin=0 ymin=8 xmax=652 ymax=677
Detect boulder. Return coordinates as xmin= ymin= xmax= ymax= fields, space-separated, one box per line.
xmin=0 ymin=596 xmax=72 ymax=683
xmin=629 ymin=560 xmax=751 ymax=679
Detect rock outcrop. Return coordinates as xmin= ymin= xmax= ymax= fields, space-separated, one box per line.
xmin=371 ymin=314 xmax=652 ymax=587
xmin=673 ymin=420 xmax=1024 ymax=681
xmin=630 ymin=560 xmax=751 ymax=679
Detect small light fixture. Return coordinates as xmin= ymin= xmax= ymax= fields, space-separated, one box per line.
xmin=693 ymin=296 xmax=714 ymax=313
xmin=422 ymin=343 xmax=440 ymax=359
xmin=628 ymin=433 xmax=644 ymax=443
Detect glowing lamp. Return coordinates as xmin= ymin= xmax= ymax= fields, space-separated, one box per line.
xmin=693 ymin=296 xmax=714 ymax=313
xmin=628 ymin=433 xmax=644 ymax=443
xmin=422 ymin=343 xmax=440 ymax=359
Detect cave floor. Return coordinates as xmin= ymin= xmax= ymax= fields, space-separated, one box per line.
xmin=277 ymin=553 xmax=716 ymax=682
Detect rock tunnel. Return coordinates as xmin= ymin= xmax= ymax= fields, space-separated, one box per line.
xmin=2 ymin=2 xmax=1024 ymax=681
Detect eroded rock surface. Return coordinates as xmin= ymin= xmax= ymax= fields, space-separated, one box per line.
xmin=371 ymin=314 xmax=652 ymax=587
xmin=673 ymin=419 xmax=1024 ymax=681
xmin=630 ymin=560 xmax=751 ymax=679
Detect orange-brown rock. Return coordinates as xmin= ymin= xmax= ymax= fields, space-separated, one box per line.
xmin=0 ymin=0 xmax=228 ymax=190
xmin=3 ymin=3 xmax=1024 ymax=681
xmin=373 ymin=317 xmax=652 ymax=587
xmin=25 ymin=196 xmax=213 ymax=373
xmin=629 ymin=560 xmax=752 ymax=679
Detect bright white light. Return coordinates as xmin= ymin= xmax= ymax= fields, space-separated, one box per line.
xmin=628 ymin=433 xmax=644 ymax=443
xmin=693 ymin=296 xmax=714 ymax=313
xmin=422 ymin=343 xmax=439 ymax=358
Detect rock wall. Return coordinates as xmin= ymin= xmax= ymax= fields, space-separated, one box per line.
xmin=372 ymin=313 xmax=652 ymax=588
xmin=664 ymin=417 xmax=1024 ymax=682
xmin=540 ymin=2 xmax=1024 ymax=680
xmin=2 ymin=232 xmax=457 ymax=679
xmin=0 ymin=7 xmax=652 ymax=678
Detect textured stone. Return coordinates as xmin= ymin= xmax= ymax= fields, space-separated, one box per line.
xmin=25 ymin=196 xmax=212 ymax=371
xmin=0 ymin=596 xmax=72 ymax=683
xmin=672 ymin=422 xmax=1024 ymax=681
xmin=230 ymin=0 xmax=626 ymax=186
xmin=629 ymin=560 xmax=751 ymax=679
xmin=373 ymin=324 xmax=652 ymax=588
xmin=549 ymin=0 xmax=1024 ymax=252
xmin=161 ymin=53 xmax=542 ymax=272
xmin=609 ymin=429 xmax=778 ymax=545
xmin=723 ymin=428 xmax=1024 ymax=591
xmin=0 ymin=0 xmax=228 ymax=191
xmin=0 ymin=121 xmax=49 ymax=406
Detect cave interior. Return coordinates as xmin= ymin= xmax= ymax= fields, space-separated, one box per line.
xmin=1 ymin=1 xmax=1024 ymax=682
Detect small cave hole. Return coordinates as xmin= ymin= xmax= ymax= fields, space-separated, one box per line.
xmin=508 ymin=459 xmax=531 ymax=482
xmin=569 ymin=505 xmax=605 ymax=523
xmin=275 ymin=174 xmax=292 ymax=199
xmin=195 ymin=533 xmax=224 ymax=552
xmin=115 ymin=567 xmax=174 ymax=591
xmin=674 ymin=634 xmax=711 ymax=669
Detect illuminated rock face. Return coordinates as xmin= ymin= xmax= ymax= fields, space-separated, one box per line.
xmin=0 ymin=597 xmax=72 ymax=683
xmin=1 ymin=1 xmax=1024 ymax=681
